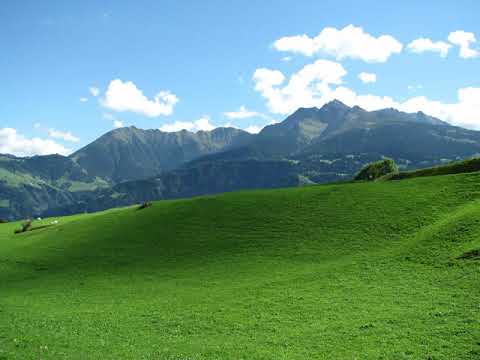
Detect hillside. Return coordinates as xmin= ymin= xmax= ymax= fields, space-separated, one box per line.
xmin=87 ymin=101 xmax=480 ymax=215
xmin=0 ymin=172 xmax=479 ymax=359
xmin=0 ymin=154 xmax=109 ymax=220
xmin=387 ymin=157 xmax=480 ymax=180
xmin=3 ymin=100 xmax=480 ymax=220
xmin=0 ymin=127 xmax=252 ymax=220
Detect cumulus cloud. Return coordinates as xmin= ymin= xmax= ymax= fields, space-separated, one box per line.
xmin=313 ymin=85 xmax=480 ymax=129
xmin=244 ymin=125 xmax=263 ymax=134
xmin=407 ymin=38 xmax=451 ymax=57
xmin=101 ymin=79 xmax=179 ymax=117
xmin=89 ymin=87 xmax=100 ymax=97
xmin=358 ymin=72 xmax=377 ymax=84
xmin=113 ymin=120 xmax=124 ymax=128
xmin=224 ymin=118 xmax=280 ymax=134
xmin=253 ymin=59 xmax=346 ymax=114
xmin=194 ymin=116 xmax=278 ymax=134
xmin=273 ymin=24 xmax=403 ymax=63
xmin=159 ymin=116 xmax=216 ymax=132
xmin=48 ymin=129 xmax=80 ymax=143
xmin=254 ymin=68 xmax=285 ymax=90
xmin=80 ymin=97 xmax=88 ymax=103
xmin=0 ymin=128 xmax=70 ymax=156
xmin=253 ymin=60 xmax=480 ymax=129
xmin=223 ymin=105 xmax=264 ymax=119
xmin=390 ymin=88 xmax=479 ymax=129
xmin=448 ymin=31 xmax=479 ymax=58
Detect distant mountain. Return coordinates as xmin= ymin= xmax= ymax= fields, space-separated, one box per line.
xmin=2 ymin=100 xmax=480 ymax=220
xmin=0 ymin=127 xmax=253 ymax=220
xmin=70 ymin=126 xmax=253 ymax=183
xmin=302 ymin=120 xmax=480 ymax=160
xmin=208 ymin=101 xmax=450 ymax=160
xmin=0 ymin=153 xmax=105 ymax=220
xmin=253 ymin=100 xmax=357 ymax=156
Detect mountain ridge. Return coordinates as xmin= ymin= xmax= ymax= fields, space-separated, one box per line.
xmin=70 ymin=125 xmax=254 ymax=183
xmin=2 ymin=100 xmax=480 ymax=220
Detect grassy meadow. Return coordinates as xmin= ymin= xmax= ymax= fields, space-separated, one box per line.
xmin=0 ymin=172 xmax=479 ymax=359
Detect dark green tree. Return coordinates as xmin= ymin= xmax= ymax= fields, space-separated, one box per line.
xmin=354 ymin=159 xmax=398 ymax=181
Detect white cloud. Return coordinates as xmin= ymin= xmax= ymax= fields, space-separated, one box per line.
xmin=160 ymin=121 xmax=196 ymax=132
xmin=224 ymin=118 xmax=280 ymax=134
xmin=393 ymin=89 xmax=480 ymax=129
xmin=101 ymin=79 xmax=179 ymax=117
xmin=34 ymin=123 xmax=41 ymax=129
xmin=159 ymin=116 xmax=215 ymax=132
xmin=89 ymin=87 xmax=100 ymax=97
xmin=194 ymin=117 xmax=215 ymax=131
xmin=273 ymin=24 xmax=403 ymax=63
xmin=407 ymin=38 xmax=451 ymax=57
xmin=281 ymin=56 xmax=292 ymax=62
xmin=274 ymin=34 xmax=318 ymax=56
xmin=318 ymin=85 xmax=480 ymax=129
xmin=253 ymin=59 xmax=346 ymax=114
xmin=253 ymin=60 xmax=480 ymax=129
xmin=224 ymin=105 xmax=264 ymax=119
xmin=48 ymin=129 xmax=80 ymax=143
xmin=358 ymin=72 xmax=377 ymax=84
xmin=254 ymin=68 xmax=285 ymax=90
xmin=244 ymin=125 xmax=262 ymax=134
xmin=0 ymin=128 xmax=70 ymax=156
xmin=113 ymin=120 xmax=124 ymax=128
xmin=324 ymin=86 xmax=398 ymax=111
xmin=80 ymin=97 xmax=88 ymax=103
xmin=448 ymin=31 xmax=479 ymax=58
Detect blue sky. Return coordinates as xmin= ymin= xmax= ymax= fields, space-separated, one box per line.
xmin=1 ymin=0 xmax=479 ymax=156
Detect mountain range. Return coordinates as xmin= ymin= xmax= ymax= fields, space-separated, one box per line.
xmin=2 ymin=100 xmax=480 ymax=220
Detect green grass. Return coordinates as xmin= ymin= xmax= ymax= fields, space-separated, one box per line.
xmin=386 ymin=156 xmax=480 ymax=180
xmin=0 ymin=173 xmax=479 ymax=359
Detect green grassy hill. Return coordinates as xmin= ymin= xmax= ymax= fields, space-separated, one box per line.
xmin=0 ymin=172 xmax=479 ymax=359
xmin=387 ymin=157 xmax=480 ymax=180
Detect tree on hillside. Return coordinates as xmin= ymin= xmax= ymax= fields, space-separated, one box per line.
xmin=354 ymin=159 xmax=398 ymax=181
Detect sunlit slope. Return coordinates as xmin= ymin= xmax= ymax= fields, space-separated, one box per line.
xmin=0 ymin=173 xmax=479 ymax=359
